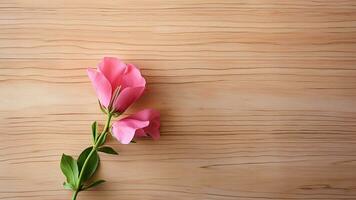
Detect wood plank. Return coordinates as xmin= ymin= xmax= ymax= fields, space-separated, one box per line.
xmin=0 ymin=0 xmax=356 ymax=199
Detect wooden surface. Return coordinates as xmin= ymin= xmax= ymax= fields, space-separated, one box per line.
xmin=1 ymin=0 xmax=356 ymax=199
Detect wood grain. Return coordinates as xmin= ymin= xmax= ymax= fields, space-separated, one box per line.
xmin=0 ymin=0 xmax=356 ymax=199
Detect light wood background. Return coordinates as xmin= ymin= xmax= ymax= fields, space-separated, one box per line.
xmin=1 ymin=0 xmax=356 ymax=199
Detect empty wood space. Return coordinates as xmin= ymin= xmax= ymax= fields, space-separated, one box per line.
xmin=0 ymin=0 xmax=356 ymax=199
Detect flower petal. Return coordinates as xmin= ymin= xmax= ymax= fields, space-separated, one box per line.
xmin=121 ymin=63 xmax=146 ymax=89
xmin=144 ymin=120 xmax=160 ymax=140
xmin=98 ymin=57 xmax=127 ymax=90
xmin=112 ymin=119 xmax=149 ymax=144
xmin=112 ymin=87 xmax=145 ymax=113
xmin=126 ymin=109 xmax=161 ymax=140
xmin=87 ymin=68 xmax=112 ymax=107
xmin=134 ymin=129 xmax=147 ymax=138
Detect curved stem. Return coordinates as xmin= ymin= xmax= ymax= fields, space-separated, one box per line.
xmin=72 ymin=113 xmax=113 ymax=200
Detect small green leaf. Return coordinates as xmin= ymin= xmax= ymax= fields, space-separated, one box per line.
xmin=83 ymin=179 xmax=106 ymax=190
xmin=130 ymin=140 xmax=136 ymax=143
xmin=91 ymin=121 xmax=98 ymax=143
xmin=63 ymin=182 xmax=74 ymax=190
xmin=96 ymin=132 xmax=108 ymax=147
xmin=98 ymin=146 xmax=118 ymax=155
xmin=60 ymin=154 xmax=78 ymax=189
xmin=77 ymin=147 xmax=100 ymax=182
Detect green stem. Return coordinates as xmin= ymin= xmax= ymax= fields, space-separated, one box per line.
xmin=71 ymin=190 xmax=79 ymax=200
xmin=72 ymin=113 xmax=113 ymax=200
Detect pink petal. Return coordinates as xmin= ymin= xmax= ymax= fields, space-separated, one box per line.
xmin=121 ymin=63 xmax=146 ymax=89
xmin=127 ymin=109 xmax=161 ymax=140
xmin=87 ymin=68 xmax=112 ymax=107
xmin=98 ymin=57 xmax=127 ymax=90
xmin=134 ymin=129 xmax=147 ymax=138
xmin=112 ymin=119 xmax=149 ymax=144
xmin=112 ymin=87 xmax=145 ymax=113
xmin=144 ymin=120 xmax=160 ymax=140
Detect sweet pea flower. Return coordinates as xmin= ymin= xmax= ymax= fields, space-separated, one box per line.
xmin=112 ymin=109 xmax=160 ymax=144
xmin=87 ymin=57 xmax=146 ymax=114
xmin=60 ymin=57 xmax=160 ymax=200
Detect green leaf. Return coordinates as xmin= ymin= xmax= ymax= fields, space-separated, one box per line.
xmin=77 ymin=147 xmax=92 ymax=172
xmin=63 ymin=182 xmax=74 ymax=190
xmin=60 ymin=154 xmax=79 ymax=189
xmin=91 ymin=121 xmax=98 ymax=143
xmin=98 ymin=146 xmax=118 ymax=155
xmin=77 ymin=147 xmax=100 ymax=182
xmin=130 ymin=140 xmax=136 ymax=143
xmin=96 ymin=132 xmax=108 ymax=147
xmin=83 ymin=179 xmax=106 ymax=190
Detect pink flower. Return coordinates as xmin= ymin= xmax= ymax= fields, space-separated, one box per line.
xmin=112 ymin=109 xmax=160 ymax=144
xmin=87 ymin=57 xmax=146 ymax=113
